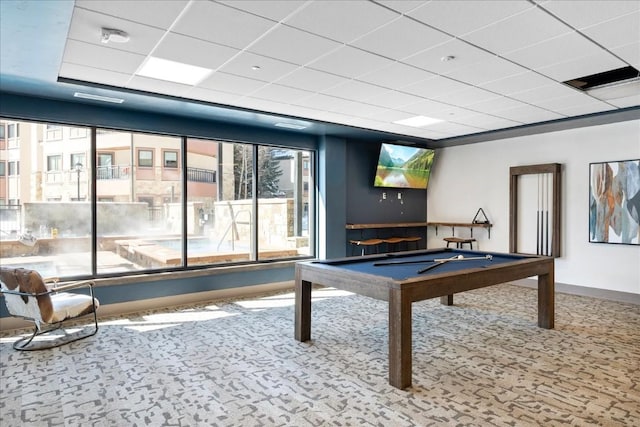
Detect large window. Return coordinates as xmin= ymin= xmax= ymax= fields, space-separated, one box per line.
xmin=0 ymin=120 xmax=92 ymax=277
xmin=0 ymin=119 xmax=315 ymax=280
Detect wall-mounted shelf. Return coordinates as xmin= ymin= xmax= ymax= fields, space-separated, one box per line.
xmin=427 ymin=221 xmax=492 ymax=238
xmin=345 ymin=222 xmax=428 ymax=230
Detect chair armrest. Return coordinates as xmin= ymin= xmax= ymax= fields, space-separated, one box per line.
xmin=1 ymin=280 xmax=95 ymax=297
xmin=48 ymin=280 xmax=95 ymax=292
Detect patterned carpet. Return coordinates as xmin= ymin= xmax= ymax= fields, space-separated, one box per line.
xmin=1 ymin=284 xmax=639 ymax=426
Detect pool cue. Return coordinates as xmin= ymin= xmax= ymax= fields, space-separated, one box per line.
xmin=545 ymin=173 xmax=550 ymax=256
xmin=374 ymin=259 xmax=437 ymax=266
xmin=433 ymin=254 xmax=493 ymax=262
xmin=537 ymin=174 xmax=541 ymax=255
xmin=416 ymin=255 xmax=461 ymax=273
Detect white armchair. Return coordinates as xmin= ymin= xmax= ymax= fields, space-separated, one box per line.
xmin=0 ymin=267 xmax=99 ymax=351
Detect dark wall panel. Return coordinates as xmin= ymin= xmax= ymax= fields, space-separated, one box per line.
xmin=346 ymin=140 xmax=427 ymax=224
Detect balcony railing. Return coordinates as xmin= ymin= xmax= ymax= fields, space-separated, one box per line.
xmin=97 ymin=165 xmax=130 ymax=180
xmin=187 ymin=167 xmax=216 ymax=183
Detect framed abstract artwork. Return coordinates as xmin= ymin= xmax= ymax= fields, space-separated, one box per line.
xmin=589 ymin=159 xmax=640 ymax=245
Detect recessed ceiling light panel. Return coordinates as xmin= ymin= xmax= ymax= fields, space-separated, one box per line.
xmin=393 ymin=116 xmax=444 ymax=128
xmin=136 ymin=57 xmax=213 ymax=86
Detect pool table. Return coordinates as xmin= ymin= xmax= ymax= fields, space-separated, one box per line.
xmin=294 ymin=248 xmax=554 ymax=390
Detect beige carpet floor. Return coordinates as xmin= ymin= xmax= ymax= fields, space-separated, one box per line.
xmin=1 ymin=283 xmax=639 ymax=426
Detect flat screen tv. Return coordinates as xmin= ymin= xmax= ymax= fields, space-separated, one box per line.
xmin=373 ymin=143 xmax=435 ymax=189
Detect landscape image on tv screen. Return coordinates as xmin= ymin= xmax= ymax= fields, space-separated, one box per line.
xmin=374 ymin=143 xmax=435 ymax=189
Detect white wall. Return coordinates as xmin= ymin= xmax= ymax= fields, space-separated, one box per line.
xmin=427 ymin=120 xmax=640 ymax=294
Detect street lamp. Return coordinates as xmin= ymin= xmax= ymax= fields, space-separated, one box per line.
xmin=75 ymin=162 xmax=83 ymax=201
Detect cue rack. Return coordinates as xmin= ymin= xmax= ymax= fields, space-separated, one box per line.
xmin=509 ymin=163 xmax=562 ymax=258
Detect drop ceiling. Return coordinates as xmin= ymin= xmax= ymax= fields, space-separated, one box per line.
xmin=1 ymin=0 xmax=639 ymax=145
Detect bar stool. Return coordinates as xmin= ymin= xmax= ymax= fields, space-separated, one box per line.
xmin=349 ymin=238 xmax=384 ymax=255
xmin=403 ymin=236 xmax=422 ymax=251
xmin=382 ymin=237 xmax=405 ymax=252
xmin=443 ymin=237 xmax=476 ymax=249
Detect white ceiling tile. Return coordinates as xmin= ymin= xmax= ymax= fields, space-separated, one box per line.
xmin=431 ymin=86 xmax=500 ymax=106
xmin=276 ymin=67 xmax=348 ymax=92
xmin=351 ymin=16 xmax=452 ymax=60
xmin=493 ymin=105 xmax=565 ymax=123
xmin=218 ymin=52 xmax=299 ymax=82
xmin=249 ymin=83 xmax=313 ymax=104
xmin=535 ymin=52 xmax=627 ymax=82
xmin=59 ymin=62 xmax=130 ymax=86
xmin=535 ymin=93 xmax=601 ymax=111
xmin=67 ymin=8 xmax=166 ymax=55
xmin=247 ymin=25 xmax=341 ymax=66
xmin=402 ymin=39 xmax=492 ymax=75
xmin=443 ymin=56 xmax=528 ymax=86
xmin=62 ymin=39 xmax=145 ymax=74
xmin=199 ymin=72 xmax=266 ymax=94
xmin=374 ymin=1 xmax=426 ymax=15
xmin=539 ymin=0 xmax=640 ymax=30
xmin=363 ymin=90 xmax=426 ymax=109
xmin=581 ymin=11 xmax=640 ymax=50
xmin=504 ymin=32 xmax=607 ymax=70
xmin=402 ymin=76 xmax=472 ymax=99
xmin=423 ymin=122 xmax=486 ymax=135
xmin=461 ymin=7 xmax=573 ymax=54
xmin=466 ymin=96 xmax=528 ymax=114
xmin=365 ymin=109 xmax=421 ymax=123
xmin=155 ymin=33 xmax=239 ymax=70
xmin=185 ymin=87 xmax=240 ymax=106
xmin=172 ymin=1 xmax=276 ymax=49
xmin=509 ymin=83 xmax=580 ymax=103
xmin=75 ymin=0 xmax=188 ymax=28
xmin=307 ymin=46 xmax=391 ymax=79
xmin=283 ymin=0 xmax=398 ymax=43
xmin=550 ymin=99 xmax=617 ymax=117
xmin=399 ymin=98 xmax=468 ymax=117
xmin=453 ymin=113 xmax=523 ymax=129
xmin=479 ymin=71 xmax=556 ymax=95
xmin=408 ymin=0 xmax=534 ymax=36
xmin=322 ymin=80 xmax=391 ymax=102
xmin=611 ymin=41 xmax=640 ymax=69
xmin=357 ymin=62 xmax=435 ymax=89
xmin=292 ymin=93 xmax=387 ymax=118
xmin=606 ymin=93 xmax=640 ymax=108
xmin=218 ymin=0 xmax=307 ymax=22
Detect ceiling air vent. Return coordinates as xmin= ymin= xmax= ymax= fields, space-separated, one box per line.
xmin=563 ymin=66 xmax=640 ymax=101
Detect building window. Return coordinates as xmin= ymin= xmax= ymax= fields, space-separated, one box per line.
xmin=71 ymin=153 xmax=86 ymax=170
xmin=46 ymin=124 xmax=63 ymax=140
xmin=7 ymin=123 xmax=18 ymax=138
xmin=47 ymin=155 xmax=62 ymax=171
xmin=0 ymin=161 xmax=5 ymax=176
xmin=138 ymin=149 xmax=153 ymax=167
xmin=163 ymin=150 xmax=179 ymax=168
xmin=8 ymin=161 xmax=19 ymax=175
xmin=70 ymin=127 xmax=88 ymax=138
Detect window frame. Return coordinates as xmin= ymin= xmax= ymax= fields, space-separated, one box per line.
xmin=137 ymin=148 xmax=154 ymax=168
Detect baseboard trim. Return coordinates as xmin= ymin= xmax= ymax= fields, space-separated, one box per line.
xmin=0 ymin=281 xmax=295 ymax=332
xmin=512 ymin=279 xmax=640 ymax=305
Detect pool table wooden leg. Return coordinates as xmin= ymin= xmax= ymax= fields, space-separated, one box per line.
xmin=389 ymin=289 xmax=412 ymax=389
xmin=440 ymin=294 xmax=454 ymax=305
xmin=538 ymin=267 xmax=555 ymax=329
xmin=295 ymin=278 xmax=312 ymax=341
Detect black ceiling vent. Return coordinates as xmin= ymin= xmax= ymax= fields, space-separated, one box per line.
xmin=563 ymin=66 xmax=640 ymax=101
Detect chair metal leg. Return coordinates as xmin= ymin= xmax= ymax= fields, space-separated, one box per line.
xmin=13 ymin=309 xmax=99 ymax=351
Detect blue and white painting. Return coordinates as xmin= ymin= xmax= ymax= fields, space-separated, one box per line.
xmin=589 ymin=159 xmax=640 ymax=245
